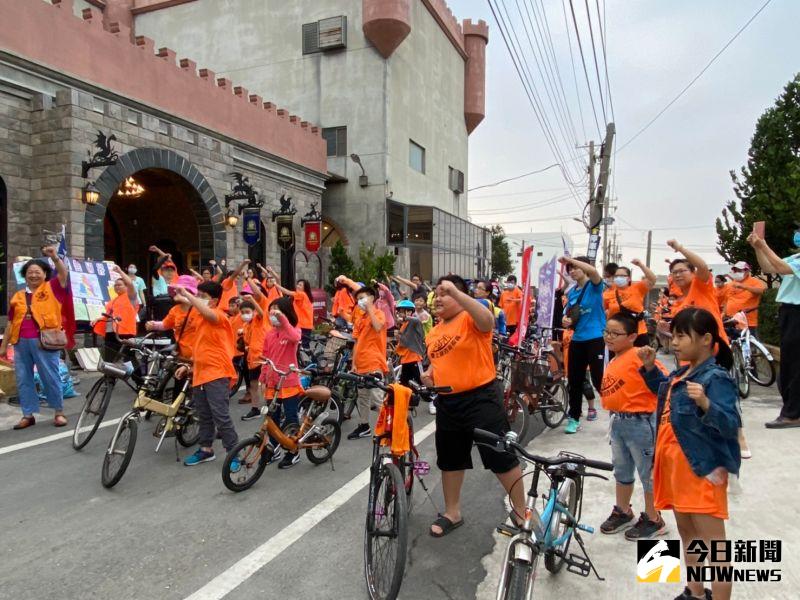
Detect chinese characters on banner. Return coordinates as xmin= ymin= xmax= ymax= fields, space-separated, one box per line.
xmin=536 ymin=255 xmax=559 ymax=330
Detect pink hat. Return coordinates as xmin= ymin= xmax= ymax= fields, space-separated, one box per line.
xmin=169 ymin=274 xmax=198 ymax=296
xmin=241 ymin=283 xmax=254 ymax=295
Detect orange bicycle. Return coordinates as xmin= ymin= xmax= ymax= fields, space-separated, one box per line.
xmin=221 ymin=359 xmax=341 ymax=492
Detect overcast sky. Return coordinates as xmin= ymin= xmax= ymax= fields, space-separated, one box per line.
xmin=449 ymin=0 xmax=799 ymax=274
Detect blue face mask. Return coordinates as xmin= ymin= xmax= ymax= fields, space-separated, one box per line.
xmin=794 ymin=231 xmax=800 ymax=249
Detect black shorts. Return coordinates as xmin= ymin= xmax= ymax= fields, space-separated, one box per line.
xmin=435 ymin=380 xmax=520 ymax=474
xmin=248 ymin=367 xmax=261 ymax=383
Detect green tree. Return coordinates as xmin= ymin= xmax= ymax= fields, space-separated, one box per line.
xmin=490 ymin=224 xmax=513 ymax=278
xmin=326 ymin=240 xmax=355 ymax=292
xmin=716 ymin=74 xmax=800 ymax=285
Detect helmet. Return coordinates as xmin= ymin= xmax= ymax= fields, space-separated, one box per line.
xmin=397 ymin=300 xmax=415 ymax=309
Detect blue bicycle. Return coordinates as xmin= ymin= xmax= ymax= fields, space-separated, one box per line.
xmin=473 ymin=429 xmax=613 ymax=600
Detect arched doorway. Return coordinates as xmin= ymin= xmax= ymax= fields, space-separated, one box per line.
xmin=85 ymin=148 xmax=226 ymax=270
xmin=0 ymin=175 xmax=7 ymax=316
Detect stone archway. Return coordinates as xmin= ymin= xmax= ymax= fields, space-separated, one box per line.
xmin=84 ymin=148 xmax=226 ymax=262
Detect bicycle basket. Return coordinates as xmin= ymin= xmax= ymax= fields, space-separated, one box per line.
xmin=510 ymin=357 xmax=550 ymax=395
xmin=320 ymin=336 xmax=347 ymax=372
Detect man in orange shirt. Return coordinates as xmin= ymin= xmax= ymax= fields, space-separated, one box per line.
xmin=723 ymin=261 xmax=767 ymax=338
xmin=348 ymin=285 xmax=388 ymax=440
xmin=498 ymin=275 xmax=523 ymax=335
xmin=173 ymin=281 xmax=239 ymax=467
xmin=714 ymin=275 xmax=729 ymax=314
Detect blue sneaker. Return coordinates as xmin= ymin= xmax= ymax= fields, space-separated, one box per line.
xmin=564 ymin=418 xmax=580 ymax=434
xmin=229 ymin=456 xmax=242 ymax=473
xmin=184 ymin=449 xmax=216 ymax=466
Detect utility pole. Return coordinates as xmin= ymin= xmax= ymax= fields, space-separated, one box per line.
xmin=645 ymin=230 xmax=653 ymax=268
xmin=586 ymin=123 xmax=615 ymax=265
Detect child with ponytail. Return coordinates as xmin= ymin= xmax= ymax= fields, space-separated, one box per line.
xmin=638 ymin=307 xmax=740 ymax=600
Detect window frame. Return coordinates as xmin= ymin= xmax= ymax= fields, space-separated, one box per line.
xmin=409 ymin=139 xmax=426 ymax=174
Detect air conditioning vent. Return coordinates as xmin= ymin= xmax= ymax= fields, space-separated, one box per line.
xmin=449 ymin=167 xmax=465 ymax=194
xmin=303 ymin=16 xmax=347 ymax=54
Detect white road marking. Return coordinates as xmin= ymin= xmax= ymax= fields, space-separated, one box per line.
xmin=184 ymin=419 xmax=438 ymax=600
xmin=0 ymin=417 xmax=122 ymax=456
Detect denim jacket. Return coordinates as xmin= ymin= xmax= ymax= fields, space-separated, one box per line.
xmin=640 ymin=356 xmax=741 ymax=478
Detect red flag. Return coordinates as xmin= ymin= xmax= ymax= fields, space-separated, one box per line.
xmin=509 ymin=246 xmax=534 ymax=347
xmin=61 ymin=273 xmax=77 ymax=349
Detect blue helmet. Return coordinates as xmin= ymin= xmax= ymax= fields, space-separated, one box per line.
xmin=397 ymin=299 xmax=415 ymax=309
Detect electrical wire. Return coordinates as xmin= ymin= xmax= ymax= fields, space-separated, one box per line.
xmin=468 ymin=193 xmax=574 ymax=215
xmin=567 ymin=0 xmax=603 ymax=138
xmin=468 ymin=163 xmax=562 ymax=192
xmin=561 ymin=0 xmax=588 ymax=142
xmin=583 ymin=0 xmax=608 ymax=124
xmin=595 ymin=0 xmax=615 ymax=123
xmin=616 ymin=0 xmax=774 ymax=154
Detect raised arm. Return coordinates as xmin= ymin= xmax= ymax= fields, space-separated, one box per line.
xmin=266 ymin=266 xmax=296 ymax=296
xmin=175 ymin=286 xmax=218 ymax=323
xmin=390 ymin=274 xmax=416 ymax=290
xmin=437 ymin=279 xmax=494 ymax=332
xmin=112 ymin=264 xmax=138 ymax=302
xmin=228 ymin=258 xmax=251 ymax=281
xmin=188 ymin=269 xmax=204 ymax=283
xmin=667 ymin=240 xmax=711 ymax=282
xmin=271 ymin=310 xmax=302 ymax=342
xmin=335 ymin=275 xmax=360 ymax=293
xmin=560 ymin=256 xmax=602 ymax=285
xmin=748 ymin=232 xmax=794 ymax=275
xmin=362 ymin=295 xmax=385 ymax=332
xmin=631 ymin=258 xmax=657 ymax=287
xmin=42 ymin=246 xmax=69 ymax=288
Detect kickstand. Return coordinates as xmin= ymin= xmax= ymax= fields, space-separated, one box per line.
xmin=174 ymin=435 xmax=180 ymax=462
xmin=572 ymin=530 xmax=605 ymax=581
xmin=416 ymin=475 xmax=441 ymax=515
xmin=328 ymin=453 xmax=336 ymax=472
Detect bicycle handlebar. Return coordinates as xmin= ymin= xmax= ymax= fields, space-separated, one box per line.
xmin=260 ymin=358 xmax=307 ymax=377
xmin=337 ymin=373 xmax=452 ymax=396
xmin=472 ymin=428 xmax=613 ymax=472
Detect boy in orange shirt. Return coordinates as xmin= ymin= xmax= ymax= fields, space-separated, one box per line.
xmin=240 ymin=278 xmax=272 ymax=421
xmin=498 ymin=275 xmax=523 ymax=335
xmin=173 ymin=281 xmax=239 ymax=467
xmin=599 ymin=313 xmax=667 ymax=540
xmin=348 ymin=285 xmax=387 ymax=440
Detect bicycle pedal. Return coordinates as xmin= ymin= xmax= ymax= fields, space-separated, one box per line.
xmin=496 ymin=523 xmax=519 ymax=537
xmin=564 ymin=553 xmax=591 ymax=577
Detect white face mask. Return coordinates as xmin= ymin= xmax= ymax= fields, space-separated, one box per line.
xmin=730 ymin=271 xmax=745 ymax=282
xmin=241 ymin=313 xmax=254 ymax=323
xmin=127 ymin=267 xmax=137 ymax=275
xmin=613 ymin=276 xmax=629 ymax=288
xmin=358 ymin=297 xmax=369 ymax=310
xmin=269 ymin=315 xmax=281 ymax=327
xmin=505 ymin=283 xmax=514 ymax=290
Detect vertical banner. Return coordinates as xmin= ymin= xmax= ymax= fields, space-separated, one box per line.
xmin=535 ymin=255 xmax=559 ymax=330
xmin=304 ymin=221 xmax=321 ymax=253
xmin=587 ymin=231 xmax=601 ymax=264
xmin=510 ymin=246 xmax=535 ymax=347
xmin=275 ymin=214 xmax=295 ymax=251
xmin=242 ymin=208 xmax=261 ymax=246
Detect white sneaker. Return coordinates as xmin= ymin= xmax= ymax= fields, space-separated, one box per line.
xmin=428 ymin=402 xmax=436 ymax=415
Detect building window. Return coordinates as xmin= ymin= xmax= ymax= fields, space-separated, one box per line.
xmin=409 ymin=140 xmax=425 ymax=174
xmin=322 ymin=126 xmax=347 ymax=157
xmin=303 ymin=16 xmax=347 ymax=54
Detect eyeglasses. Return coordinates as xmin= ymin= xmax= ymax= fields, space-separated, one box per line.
xmin=602 ymin=329 xmax=627 ymax=338
xmin=670 ymin=269 xmax=690 ymax=276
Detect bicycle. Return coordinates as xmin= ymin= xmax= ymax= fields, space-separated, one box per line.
xmin=725 ymin=309 xmax=777 ymax=399
xmin=221 ymin=359 xmax=342 ymax=492
xmin=336 ymin=373 xmax=450 ymax=600
xmin=72 ymin=317 xmax=175 ymax=451
xmin=473 ymin=428 xmax=613 ymax=600
xmin=100 ymin=338 xmax=199 ymax=488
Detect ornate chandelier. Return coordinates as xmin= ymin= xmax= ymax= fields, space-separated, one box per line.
xmin=118 ymin=176 xmax=145 ymax=198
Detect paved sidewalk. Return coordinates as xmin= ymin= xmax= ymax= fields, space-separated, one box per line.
xmin=477 ymin=386 xmax=798 ymax=600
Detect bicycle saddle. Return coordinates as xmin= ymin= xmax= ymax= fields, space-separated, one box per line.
xmin=304 ymin=386 xmax=332 ymax=403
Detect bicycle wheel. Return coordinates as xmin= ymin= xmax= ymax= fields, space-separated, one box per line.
xmin=504 ymin=559 xmax=534 ymax=600
xmin=364 ymin=462 xmax=408 ymax=600
xmin=748 ymin=344 xmax=776 ymax=387
xmin=504 ymin=394 xmax=528 ymax=442
xmin=338 ymin=379 xmax=358 ymax=420
xmin=305 ymin=418 xmax=342 ymax=465
xmin=222 ymin=436 xmax=269 ymax=492
xmin=732 ymin=345 xmax=750 ymax=399
xmin=299 ymin=392 xmax=343 ymax=426
xmin=175 ymin=410 xmax=200 ymax=448
xmin=72 ymin=377 xmax=114 ymax=451
xmin=101 ymin=417 xmax=137 ymax=489
xmin=541 ymin=381 xmax=568 ymax=428
xmin=544 ymin=477 xmax=578 ymax=573
xmin=229 ymin=366 xmax=245 ymax=399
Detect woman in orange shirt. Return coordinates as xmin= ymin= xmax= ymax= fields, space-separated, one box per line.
xmin=93 ymin=265 xmax=140 ymax=360
xmin=639 ymin=308 xmax=740 ymax=600
xmin=422 ymin=275 xmax=526 ymax=538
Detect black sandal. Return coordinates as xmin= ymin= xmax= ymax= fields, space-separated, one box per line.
xmin=430 ymin=514 xmax=464 ymax=538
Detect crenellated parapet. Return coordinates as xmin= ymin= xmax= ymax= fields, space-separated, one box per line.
xmin=4 ymin=0 xmax=327 ymax=174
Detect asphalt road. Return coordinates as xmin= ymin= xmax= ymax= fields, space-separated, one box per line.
xmin=0 ymin=376 xmax=545 ymax=600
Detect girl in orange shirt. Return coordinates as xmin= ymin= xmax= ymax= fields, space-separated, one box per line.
xmin=639 ymin=308 xmax=740 ymax=600
xmin=267 ymin=267 xmax=315 ymax=348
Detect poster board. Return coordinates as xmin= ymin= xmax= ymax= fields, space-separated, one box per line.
xmin=13 ymin=257 xmax=117 ymax=323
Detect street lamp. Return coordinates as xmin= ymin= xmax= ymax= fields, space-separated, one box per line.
xmin=80 ymin=130 xmax=118 ymax=206
xmin=82 ymin=181 xmax=100 ymax=205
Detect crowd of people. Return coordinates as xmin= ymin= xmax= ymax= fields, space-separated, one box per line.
xmin=1 ymin=226 xmax=799 ymax=600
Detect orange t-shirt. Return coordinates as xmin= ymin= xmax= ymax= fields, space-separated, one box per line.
xmin=653 ymin=378 xmax=728 ymax=519
xmin=672 ymin=275 xmax=728 ymax=344
xmin=229 ymin=313 xmax=245 ymax=358
xmin=191 ymin=308 xmax=236 ymax=387
xmin=713 ymin=286 xmax=728 ymax=313
xmin=724 ymin=277 xmax=766 ymax=327
xmin=353 ymin=308 xmax=388 ymax=374
xmin=332 ymin=288 xmax=356 ymax=322
xmin=293 ymin=292 xmax=314 ymax=330
xmin=261 ymin=284 xmax=282 ymax=306
xmin=600 ymin=349 xmax=663 ymax=413
xmin=606 ymin=281 xmax=650 ymax=335
xmin=244 ymin=298 xmax=272 ymax=369
xmin=603 ymin=285 xmax=617 ymax=315
xmin=499 ymin=288 xmax=523 ymax=326
xmin=427 ymin=310 xmax=495 ymax=394
xmin=220 ymin=277 xmax=239 ymax=312
xmin=162 ymin=305 xmax=201 ymax=360
xmin=396 ymin=321 xmax=423 ymax=365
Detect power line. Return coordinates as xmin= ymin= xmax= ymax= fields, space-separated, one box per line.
xmin=583 ymin=0 xmax=608 ymax=124
xmin=567 ymin=0 xmax=603 ymax=138
xmin=468 ymin=163 xmax=562 ymax=191
xmin=616 ymin=0 xmax=774 ymax=154
xmin=468 ymin=193 xmax=574 ymax=214
xmin=595 ymin=0 xmax=615 ymax=123
xmin=473 ymin=212 xmax=580 ymax=226
xmin=470 ymin=186 xmax=570 ymax=200
xmin=561 ymin=0 xmax=588 ymax=141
